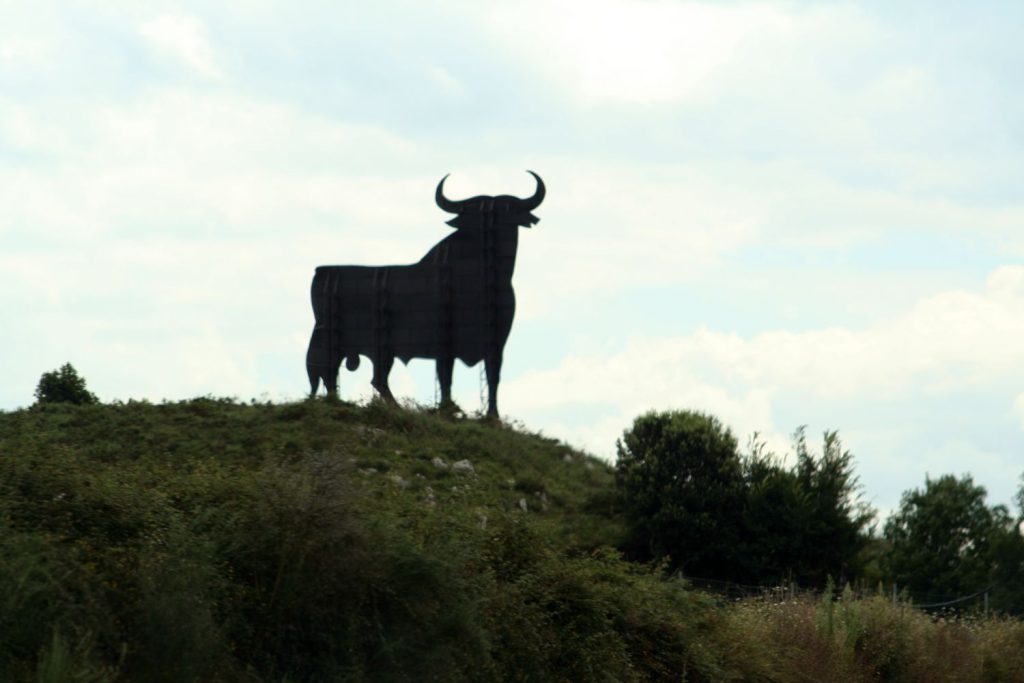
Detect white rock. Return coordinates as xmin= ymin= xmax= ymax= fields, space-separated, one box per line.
xmin=389 ymin=474 xmax=410 ymax=489
xmin=431 ymin=457 xmax=449 ymax=469
xmin=452 ymin=459 xmax=475 ymax=475
xmin=518 ymin=498 xmax=528 ymax=512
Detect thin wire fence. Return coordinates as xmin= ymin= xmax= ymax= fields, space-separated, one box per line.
xmin=676 ymin=573 xmax=996 ymax=617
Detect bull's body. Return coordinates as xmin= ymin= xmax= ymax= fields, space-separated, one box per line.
xmin=305 ymin=172 xmax=543 ymax=417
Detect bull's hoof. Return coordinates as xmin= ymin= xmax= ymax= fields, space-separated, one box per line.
xmin=437 ymin=398 xmax=464 ymax=419
xmin=372 ymin=385 xmax=398 ymax=405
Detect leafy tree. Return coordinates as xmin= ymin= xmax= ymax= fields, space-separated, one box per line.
xmin=615 ymin=410 xmax=745 ymax=577
xmin=983 ymin=474 xmax=1024 ymax=613
xmin=1016 ymin=473 xmax=1024 ymax=523
xmin=986 ymin=503 xmax=1024 ymax=614
xmin=33 ymin=363 xmax=98 ymax=406
xmin=793 ymin=428 xmax=874 ymax=585
xmin=884 ymin=474 xmax=1006 ymax=602
xmin=740 ymin=429 xmax=873 ymax=587
xmin=740 ymin=440 xmax=809 ymax=583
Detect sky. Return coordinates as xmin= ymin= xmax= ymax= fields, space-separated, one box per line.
xmin=2 ymin=0 xmax=1023 ymax=520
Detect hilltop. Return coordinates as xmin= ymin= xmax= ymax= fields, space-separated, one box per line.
xmin=1 ymin=399 xmax=1022 ymax=682
xmin=0 ymin=397 xmax=622 ymax=548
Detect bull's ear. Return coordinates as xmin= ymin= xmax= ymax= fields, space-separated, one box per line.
xmin=515 ymin=212 xmax=540 ymax=228
xmin=445 ymin=213 xmax=483 ymax=230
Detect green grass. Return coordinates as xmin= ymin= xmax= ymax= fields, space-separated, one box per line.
xmin=0 ymin=398 xmax=1021 ymax=682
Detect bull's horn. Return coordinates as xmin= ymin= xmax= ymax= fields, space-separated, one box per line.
xmin=520 ymin=170 xmax=545 ymax=210
xmin=435 ymin=174 xmax=469 ymax=213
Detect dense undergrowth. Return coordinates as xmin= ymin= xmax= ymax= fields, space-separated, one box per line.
xmin=1 ymin=398 xmax=1022 ymax=682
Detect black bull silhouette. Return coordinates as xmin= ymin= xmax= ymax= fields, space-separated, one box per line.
xmin=305 ymin=171 xmax=544 ymax=418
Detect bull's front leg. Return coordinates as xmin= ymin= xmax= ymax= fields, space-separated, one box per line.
xmin=371 ymin=353 xmax=396 ymax=404
xmin=484 ymin=349 xmax=502 ymax=419
xmin=437 ymin=355 xmax=455 ymax=409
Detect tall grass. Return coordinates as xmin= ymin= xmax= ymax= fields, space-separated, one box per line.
xmin=728 ymin=587 xmax=1024 ymax=682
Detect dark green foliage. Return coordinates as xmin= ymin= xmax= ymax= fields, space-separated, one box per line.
xmin=742 ymin=429 xmax=873 ymax=586
xmin=478 ymin=520 xmax=740 ymax=682
xmin=740 ymin=442 xmax=810 ymax=583
xmin=885 ymin=474 xmax=1024 ymax=613
xmin=616 ymin=415 xmax=873 ymax=586
xmin=0 ymin=398 xmax=751 ymax=682
xmin=987 ymin=506 xmax=1024 ymax=615
xmin=792 ymin=429 xmax=871 ymax=584
xmin=1 ymin=398 xmax=1022 ymax=681
xmin=33 ymin=362 xmax=99 ymax=405
xmin=885 ymin=475 xmax=998 ymax=597
xmin=615 ymin=410 xmax=745 ymax=577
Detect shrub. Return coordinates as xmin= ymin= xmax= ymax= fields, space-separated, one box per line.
xmin=33 ymin=363 xmax=98 ymax=406
xmin=615 ymin=410 xmax=745 ymax=577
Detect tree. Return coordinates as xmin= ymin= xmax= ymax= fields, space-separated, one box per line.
xmin=740 ymin=429 xmax=873 ymax=586
xmin=33 ymin=363 xmax=99 ymax=405
xmin=884 ymin=475 xmax=1004 ymax=601
xmin=986 ymin=502 xmax=1024 ymax=614
xmin=983 ymin=473 xmax=1024 ymax=613
xmin=740 ymin=439 xmax=808 ymax=583
xmin=792 ymin=429 xmax=874 ymax=585
xmin=615 ymin=410 xmax=745 ymax=577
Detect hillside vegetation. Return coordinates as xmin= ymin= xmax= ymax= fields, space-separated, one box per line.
xmin=1 ymin=399 xmax=1022 ymax=682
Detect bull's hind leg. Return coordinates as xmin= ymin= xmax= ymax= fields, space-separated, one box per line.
xmin=484 ymin=350 xmax=503 ymax=419
xmin=323 ymin=356 xmax=342 ymax=397
xmin=371 ymin=353 xmax=397 ymax=404
xmin=306 ymin=327 xmax=339 ymax=398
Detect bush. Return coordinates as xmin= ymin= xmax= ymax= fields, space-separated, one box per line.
xmin=615 ymin=410 xmax=745 ymax=578
xmin=33 ymin=363 xmax=98 ymax=406
xmin=741 ymin=429 xmax=873 ymax=587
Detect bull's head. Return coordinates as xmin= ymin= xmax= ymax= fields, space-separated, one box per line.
xmin=435 ymin=171 xmax=545 ymax=230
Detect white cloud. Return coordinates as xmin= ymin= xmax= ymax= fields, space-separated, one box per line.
xmin=140 ymin=14 xmax=222 ymax=79
xmin=0 ymin=36 xmax=50 ymax=64
xmin=426 ymin=66 xmax=468 ymax=98
xmin=505 ymin=267 xmax=1024 ymax=457
xmin=1013 ymin=393 xmax=1024 ymax=430
xmin=0 ymin=84 xmax=440 ymax=407
xmin=486 ymin=0 xmax=870 ymax=106
xmin=0 ymin=87 xmax=428 ymax=244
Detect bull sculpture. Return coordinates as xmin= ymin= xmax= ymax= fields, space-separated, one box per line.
xmin=305 ymin=171 xmax=544 ymax=418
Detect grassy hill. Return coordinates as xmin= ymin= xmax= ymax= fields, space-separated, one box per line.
xmin=1 ymin=399 xmax=1022 ymax=682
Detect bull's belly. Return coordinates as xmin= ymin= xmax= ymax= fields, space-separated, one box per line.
xmin=310 ymin=265 xmax=515 ymax=365
xmin=315 ymin=321 xmax=511 ymax=364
